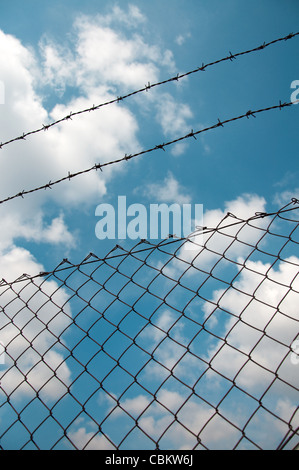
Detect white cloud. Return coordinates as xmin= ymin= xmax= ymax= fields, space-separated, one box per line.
xmin=112 ymin=394 xmax=151 ymax=419
xmin=87 ymin=4 xmax=147 ymax=29
xmin=2 ymin=7 xmax=296 ymax=449
xmin=106 ymin=388 xmax=240 ymax=449
xmin=0 ymin=246 xmax=44 ymax=281
xmin=141 ymin=171 xmax=191 ymax=204
xmin=17 ymin=212 xmax=74 ymax=246
xmin=162 ymin=193 xmax=267 ymax=279
xmin=39 ymin=8 xmax=173 ymax=94
xmin=0 ymin=31 xmax=77 ymax=254
xmin=0 ymin=5 xmax=181 ymax=255
xmin=0 ymin=247 xmax=72 ymax=400
xmin=45 ymin=92 xmax=140 ymax=205
xmin=175 ymin=33 xmax=191 ymax=46
xmin=273 ymin=188 xmax=299 ymax=207
xmin=141 ymin=310 xmax=189 ymax=375
xmin=204 ymin=256 xmax=299 ymax=392
xmin=0 ymin=3 xmax=193 ymax=268
xmin=38 ymin=213 xmax=75 ymax=245
xmin=156 ymin=94 xmax=193 ymax=135
xmin=0 ymin=6 xmax=179 ymax=261
xmin=113 ymin=250 xmax=299 ymax=449
xmin=119 ymin=4 xmax=147 ymax=27
xmin=155 ymin=93 xmax=193 ymax=156
xmin=67 ymin=427 xmax=114 ymax=450
xmin=39 ymin=41 xmax=76 ymax=95
xmin=0 ymin=202 xmax=75 ymax=253
xmin=0 ymin=5 xmax=183 ymax=406
xmin=274 ymin=399 xmax=299 ymax=437
xmin=73 ymin=23 xmax=158 ymax=90
xmin=137 ymin=308 xmax=205 ymax=389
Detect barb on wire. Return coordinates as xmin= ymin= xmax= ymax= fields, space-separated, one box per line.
xmin=0 ymin=99 xmax=296 ymax=206
xmin=0 ymin=201 xmax=298 ymax=450
xmin=0 ymin=31 xmax=298 ymax=152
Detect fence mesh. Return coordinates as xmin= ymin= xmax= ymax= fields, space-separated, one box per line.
xmin=0 ymin=200 xmax=298 ymax=450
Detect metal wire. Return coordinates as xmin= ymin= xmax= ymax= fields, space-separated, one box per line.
xmin=0 ymin=31 xmax=298 ymax=152
xmin=0 ymin=99 xmax=297 ymax=207
xmin=0 ymin=200 xmax=298 ymax=450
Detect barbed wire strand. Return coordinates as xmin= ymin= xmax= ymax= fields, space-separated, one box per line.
xmin=0 ymin=31 xmax=298 ymax=152
xmin=0 ymin=99 xmax=298 ymax=206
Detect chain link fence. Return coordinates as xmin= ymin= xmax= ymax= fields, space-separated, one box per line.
xmin=0 ymin=201 xmax=298 ymax=450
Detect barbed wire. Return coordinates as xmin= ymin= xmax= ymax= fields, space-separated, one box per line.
xmin=0 ymin=31 xmax=298 ymax=152
xmin=0 ymin=99 xmax=297 ymax=206
xmin=0 ymin=201 xmax=298 ymax=450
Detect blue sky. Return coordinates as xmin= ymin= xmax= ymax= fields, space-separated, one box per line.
xmin=0 ymin=0 xmax=298 ymax=268
xmin=0 ymin=0 xmax=298 ymax=450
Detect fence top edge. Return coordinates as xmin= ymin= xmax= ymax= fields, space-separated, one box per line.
xmin=0 ymin=200 xmax=298 ymax=288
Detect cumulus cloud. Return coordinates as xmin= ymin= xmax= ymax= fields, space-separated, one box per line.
xmin=273 ymin=188 xmax=299 ymax=207
xmin=39 ymin=6 xmax=173 ymax=94
xmin=37 ymin=213 xmax=75 ymax=245
xmin=155 ymin=93 xmax=194 ymax=156
xmin=1 ymin=6 xmax=296 ymax=449
xmin=102 ymin=194 xmax=297 ymax=448
xmin=175 ymin=33 xmax=191 ymax=46
xmin=67 ymin=426 xmax=114 ymax=450
xmin=0 ymin=5 xmax=185 ymax=406
xmin=102 ymin=253 xmax=299 ymax=448
xmin=81 ymin=4 xmax=147 ymax=30
xmin=1 ymin=211 xmax=75 ymax=251
xmin=203 ymin=256 xmax=299 ymax=391
xmin=0 ymin=248 xmax=72 ymax=400
xmin=0 ymin=5 xmax=178 ymax=252
xmin=0 ymin=4 xmax=181 ymax=253
xmin=0 ymin=246 xmax=44 ymax=281
xmin=137 ymin=388 xmax=240 ymax=450
xmin=158 ymin=193 xmax=267 ymax=282
xmin=140 ymin=171 xmax=191 ymax=205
